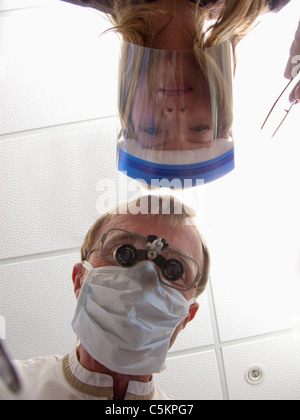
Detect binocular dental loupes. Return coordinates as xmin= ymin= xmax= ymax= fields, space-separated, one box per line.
xmin=114 ymin=235 xmax=184 ymax=282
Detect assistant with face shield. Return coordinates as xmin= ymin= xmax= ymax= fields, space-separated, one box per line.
xmin=61 ymin=0 xmax=292 ymax=186
xmin=117 ymin=39 xmax=234 ymax=186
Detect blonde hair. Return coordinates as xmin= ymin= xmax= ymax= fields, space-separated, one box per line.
xmin=194 ymin=0 xmax=268 ymax=66
xmin=81 ymin=195 xmax=211 ymax=297
xmin=109 ymin=0 xmax=268 ymax=60
xmin=107 ymin=0 xmax=172 ymax=47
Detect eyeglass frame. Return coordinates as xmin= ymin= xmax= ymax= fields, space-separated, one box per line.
xmin=87 ymin=228 xmax=202 ymax=292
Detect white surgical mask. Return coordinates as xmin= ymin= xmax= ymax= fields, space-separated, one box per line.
xmin=72 ymin=261 xmax=191 ymax=375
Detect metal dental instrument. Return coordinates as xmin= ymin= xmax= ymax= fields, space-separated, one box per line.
xmin=0 ymin=340 xmax=21 ymax=394
xmin=261 ymin=70 xmax=300 ymax=138
xmin=270 ymin=97 xmax=297 ymax=138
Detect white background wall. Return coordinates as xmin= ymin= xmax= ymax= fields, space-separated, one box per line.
xmin=0 ymin=0 xmax=300 ymax=400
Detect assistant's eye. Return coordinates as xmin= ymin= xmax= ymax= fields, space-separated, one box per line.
xmin=191 ymin=125 xmax=209 ymax=133
xmin=143 ymin=125 xmax=164 ymax=136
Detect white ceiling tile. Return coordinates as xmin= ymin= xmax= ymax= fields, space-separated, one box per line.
xmin=0 ymin=253 xmax=79 ymax=359
xmin=155 ymin=350 xmax=222 ymax=400
xmin=0 ymin=3 xmax=119 ymax=135
xmin=0 ymin=118 xmax=118 ymax=260
xmin=223 ymin=333 xmax=300 ymax=400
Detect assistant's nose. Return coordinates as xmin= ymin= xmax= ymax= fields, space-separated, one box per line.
xmin=165 ymin=106 xmax=186 ymax=114
xmin=161 ymin=94 xmax=190 ymax=116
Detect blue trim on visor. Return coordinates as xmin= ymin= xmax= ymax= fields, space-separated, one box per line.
xmin=118 ymin=148 xmax=235 ymax=187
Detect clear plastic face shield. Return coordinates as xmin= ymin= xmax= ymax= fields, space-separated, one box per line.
xmin=117 ymin=40 xmax=234 ymax=188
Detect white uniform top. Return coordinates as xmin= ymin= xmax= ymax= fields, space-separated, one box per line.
xmin=0 ymin=346 xmax=174 ymax=400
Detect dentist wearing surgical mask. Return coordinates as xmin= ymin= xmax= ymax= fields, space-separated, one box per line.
xmin=0 ymin=195 xmax=210 ymax=401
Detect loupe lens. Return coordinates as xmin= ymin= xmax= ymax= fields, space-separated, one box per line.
xmin=115 ymin=244 xmax=138 ymax=267
xmin=161 ymin=259 xmax=184 ymax=281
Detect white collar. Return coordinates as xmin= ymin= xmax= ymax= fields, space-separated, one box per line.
xmin=64 ymin=345 xmax=154 ymax=399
